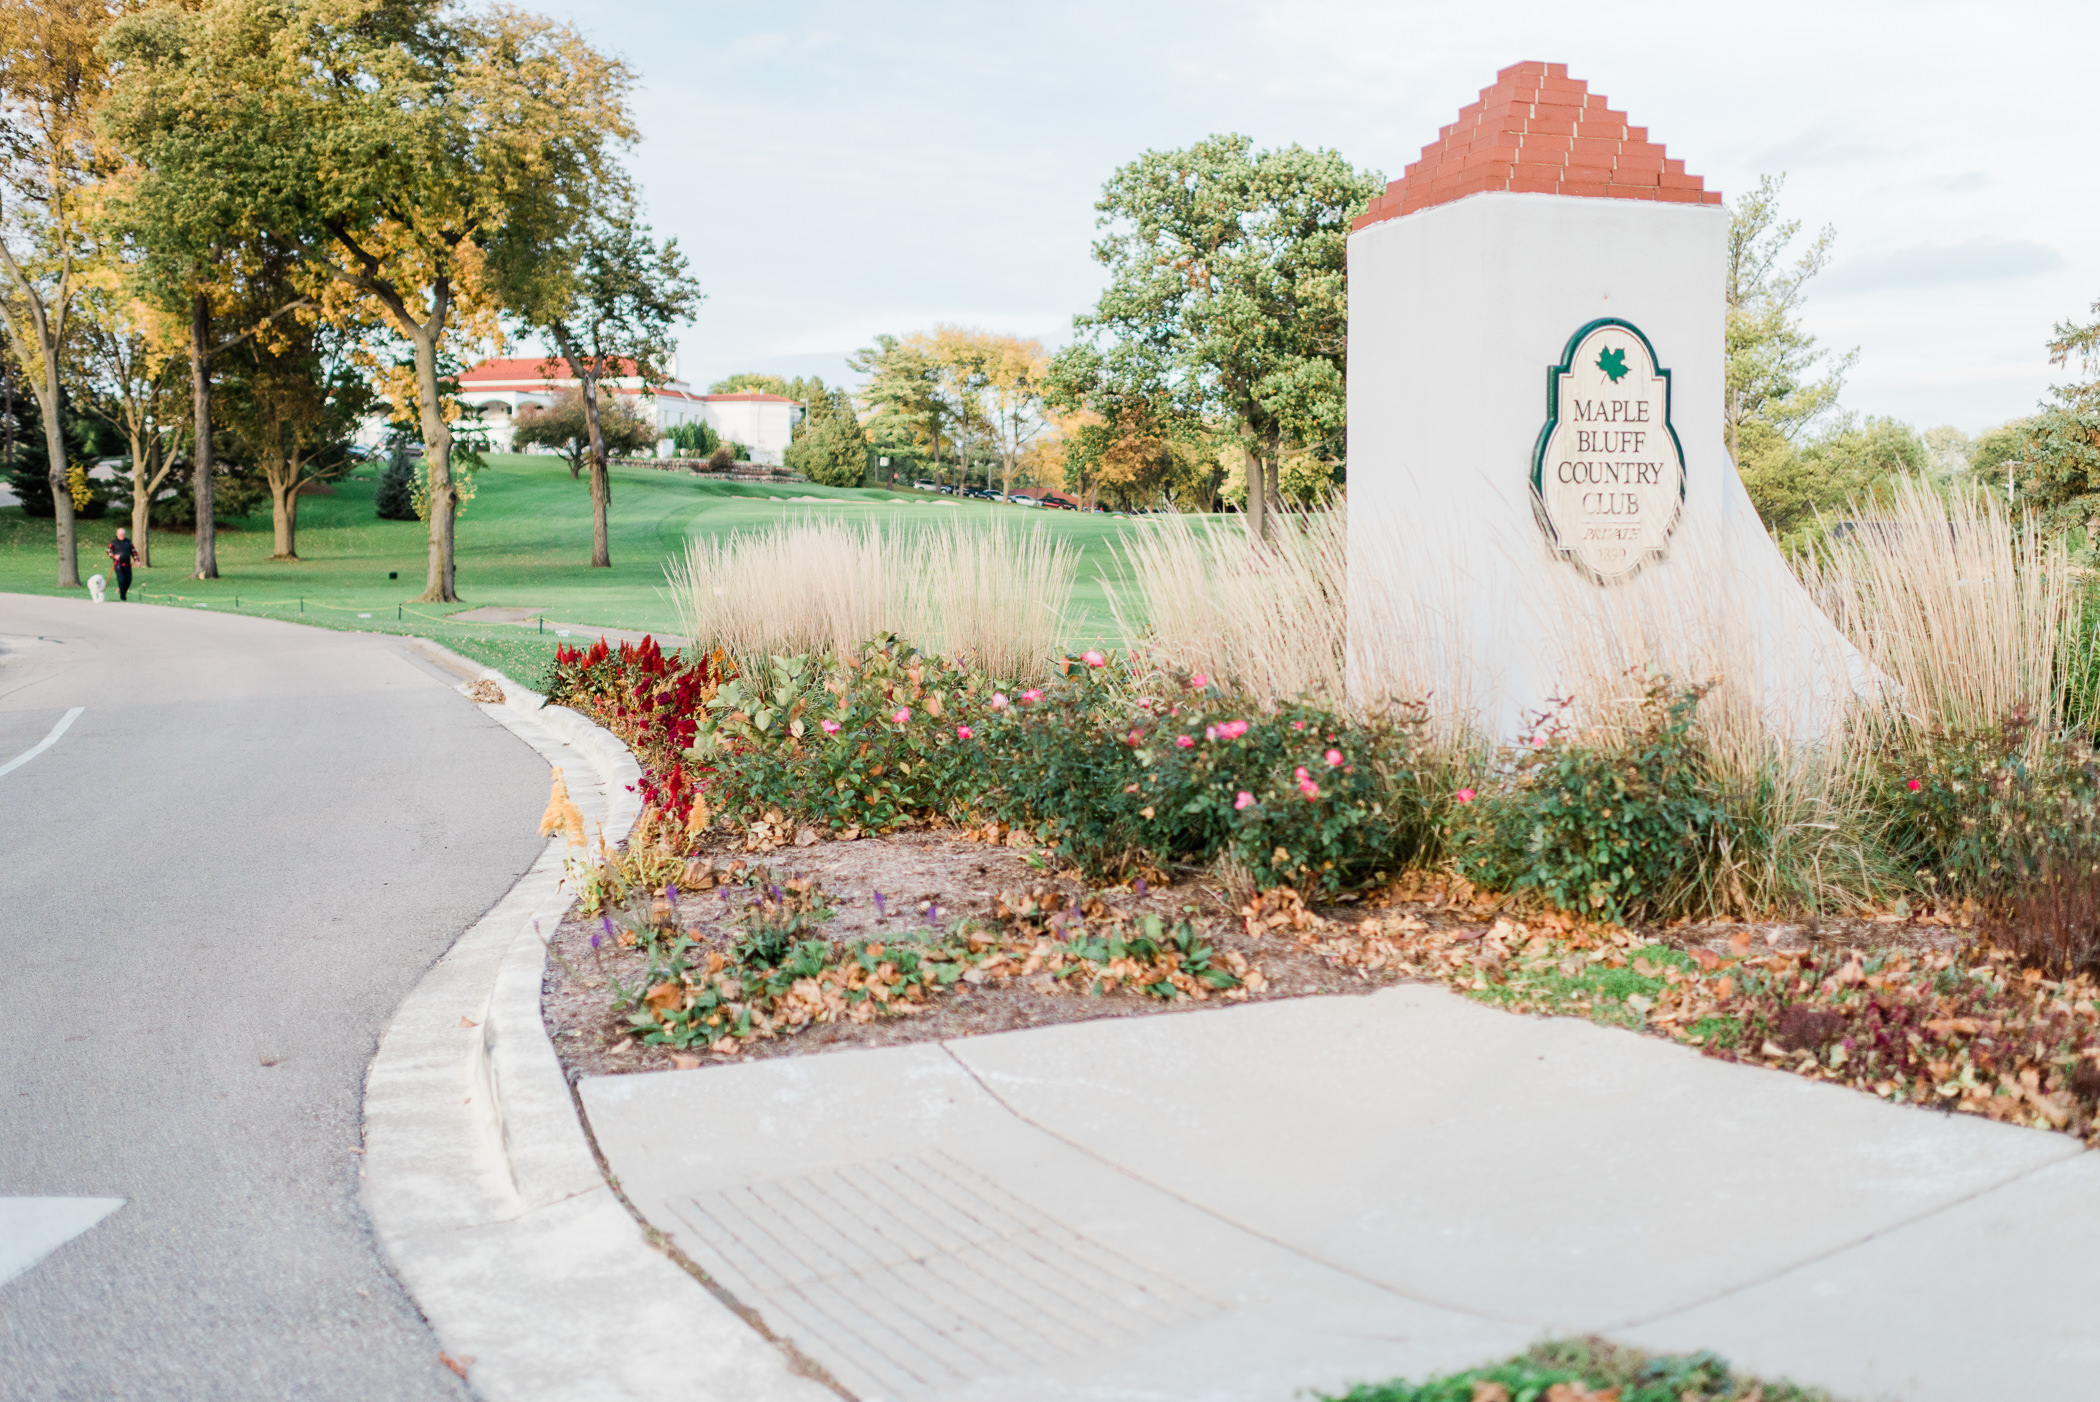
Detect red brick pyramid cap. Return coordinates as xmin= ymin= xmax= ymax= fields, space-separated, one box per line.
xmin=1354 ymin=61 xmax=1721 ymax=232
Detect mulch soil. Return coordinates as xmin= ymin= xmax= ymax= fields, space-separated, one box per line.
xmin=540 ymin=823 xmax=1973 ymax=1082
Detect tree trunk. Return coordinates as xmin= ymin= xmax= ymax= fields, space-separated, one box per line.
xmin=190 ymin=291 xmax=218 ymax=579
xmin=1265 ymin=456 xmax=1283 ymax=518
xmin=576 ymin=358 xmax=612 ymax=568
xmin=410 ymin=332 xmax=458 ymax=602
xmin=268 ymin=446 xmax=298 ymax=559
xmin=129 ymin=426 xmax=153 ymax=567
xmin=1243 ymin=441 xmax=1267 ymax=542
xmin=282 ymin=467 xmax=301 ymax=559
xmin=39 ymin=356 xmax=78 ymax=588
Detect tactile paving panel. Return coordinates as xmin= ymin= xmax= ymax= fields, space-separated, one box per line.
xmin=667 ymin=1151 xmax=1220 ymax=1400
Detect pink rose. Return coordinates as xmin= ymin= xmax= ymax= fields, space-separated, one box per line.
xmin=1906 ymin=778 xmax=1921 ymax=792
xmin=1205 ymin=725 xmax=1218 ymax=742
xmin=1021 ymin=689 xmax=1043 ymax=703
xmin=956 ymin=725 xmax=974 ymax=740
xmin=820 ymin=719 xmax=840 ymax=735
xmin=1176 ymin=734 xmax=1195 ymax=748
xmin=1216 ymin=719 xmax=1248 ymax=741
xmin=1325 ymin=748 xmax=1343 ymax=767
xmin=1294 ymin=766 xmax=1310 ymax=782
xmin=1082 ymin=649 xmax=1106 ymax=668
xmin=1298 ymin=778 xmax=1320 ymax=799
xmin=1292 ymin=720 xmax=1306 ymax=731
xmin=892 ymin=708 xmax=911 ymax=724
xmin=1234 ymin=791 xmax=1255 ymax=811
xmin=991 ymin=693 xmax=1009 ymax=710
xmin=1455 ymin=788 xmax=1476 ymax=803
xmin=1189 ymin=673 xmax=1209 ymax=688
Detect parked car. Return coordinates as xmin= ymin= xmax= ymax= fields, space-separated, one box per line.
xmin=912 ymin=479 xmax=940 ymax=492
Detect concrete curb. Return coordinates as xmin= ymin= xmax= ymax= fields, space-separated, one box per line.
xmin=361 ymin=647 xmax=832 ymax=1402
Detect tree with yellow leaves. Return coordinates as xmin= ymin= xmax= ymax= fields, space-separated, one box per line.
xmin=68 ymin=260 xmax=187 ymax=566
xmin=852 ymin=325 xmax=1048 ymax=496
xmin=979 ymin=332 xmax=1049 ymax=502
xmin=0 ymin=0 xmax=129 ymax=588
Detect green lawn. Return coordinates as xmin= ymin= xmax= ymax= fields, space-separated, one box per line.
xmin=0 ymin=455 xmax=1155 ymax=680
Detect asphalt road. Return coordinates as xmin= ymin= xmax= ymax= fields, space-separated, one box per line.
xmin=0 ymin=594 xmax=550 ymax=1400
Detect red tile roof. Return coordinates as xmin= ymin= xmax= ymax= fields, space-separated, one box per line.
xmin=459 ymin=356 xmax=644 ymax=383
xmin=1354 ymin=61 xmax=1720 ymax=232
xmin=699 ymin=392 xmax=799 ymax=404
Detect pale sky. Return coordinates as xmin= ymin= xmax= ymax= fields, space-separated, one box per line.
xmin=531 ymin=0 xmax=2099 ymax=436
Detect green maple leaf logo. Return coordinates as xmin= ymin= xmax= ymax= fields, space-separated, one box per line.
xmin=1597 ymin=346 xmax=1630 ymax=383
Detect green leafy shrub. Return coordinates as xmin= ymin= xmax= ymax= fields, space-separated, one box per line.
xmin=1325 ymin=1335 xmax=1837 ymax=1402
xmin=1880 ymin=708 xmax=2100 ymax=902
xmin=1452 ymin=682 xmax=1728 ymax=924
xmin=694 ymin=638 xmax=995 ymax=834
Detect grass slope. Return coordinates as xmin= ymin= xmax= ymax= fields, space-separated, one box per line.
xmin=0 ymin=456 xmax=1148 ymax=678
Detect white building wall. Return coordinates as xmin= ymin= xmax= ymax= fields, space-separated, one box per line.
xmin=1346 ymin=191 xmax=1867 ymax=738
xmin=697 ymin=400 xmax=800 ymax=466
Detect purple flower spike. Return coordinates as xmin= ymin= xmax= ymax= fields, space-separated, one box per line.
xmin=769 ymin=883 xmax=783 ymax=903
xmin=927 ymin=903 xmax=940 ymax=925
xmin=1133 ymin=877 xmax=1148 ymax=896
xmin=601 ymin=914 xmax=615 ymax=938
xmin=665 ymin=884 xmax=679 ymax=906
xmin=590 ymin=932 xmax=604 ymax=950
xmin=872 ymin=890 xmax=888 ymax=918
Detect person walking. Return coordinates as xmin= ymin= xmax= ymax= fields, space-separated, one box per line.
xmin=106 ymin=528 xmax=137 ymax=602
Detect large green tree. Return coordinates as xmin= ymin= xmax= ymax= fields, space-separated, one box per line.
xmin=1725 ymin=174 xmax=1854 ymax=453
xmin=849 ymin=334 xmax=953 ymax=482
xmin=709 ymin=371 xmax=831 ymax=403
xmin=497 ymin=198 xmax=699 ymax=567
xmin=1744 ymin=415 xmax=1928 ymax=544
xmin=1724 ymin=174 xmax=1868 ymax=538
xmin=1054 ymin=133 xmax=1378 ymax=539
xmin=2007 ymin=298 xmax=2100 ymax=531
xmin=103 ymin=0 xmax=634 ymax=601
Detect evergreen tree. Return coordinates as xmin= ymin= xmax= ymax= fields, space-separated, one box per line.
xmin=375 ymin=448 xmax=418 ymax=521
xmin=783 ymin=384 xmax=867 ymax=486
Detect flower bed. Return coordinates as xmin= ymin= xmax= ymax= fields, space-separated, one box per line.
xmin=535 ymin=635 xmax=2100 ymax=1148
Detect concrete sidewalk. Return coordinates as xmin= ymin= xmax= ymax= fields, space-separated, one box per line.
xmin=580 ymin=984 xmax=2095 ymax=1402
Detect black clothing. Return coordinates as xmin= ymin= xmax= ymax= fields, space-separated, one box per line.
xmin=108 ymin=538 xmax=136 ymax=601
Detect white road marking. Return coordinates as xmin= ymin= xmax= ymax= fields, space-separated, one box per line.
xmin=0 ymin=706 xmax=83 ymax=780
xmin=0 ymin=1197 xmax=125 ymax=1287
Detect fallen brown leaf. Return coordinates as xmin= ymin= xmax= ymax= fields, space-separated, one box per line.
xmin=440 ymin=1353 xmax=474 ymax=1379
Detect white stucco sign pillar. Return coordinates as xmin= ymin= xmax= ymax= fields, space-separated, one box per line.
xmin=1346 ymin=61 xmax=1862 ymax=737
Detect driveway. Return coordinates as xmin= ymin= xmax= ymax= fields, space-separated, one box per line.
xmin=0 ymin=595 xmax=548 ymax=1399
